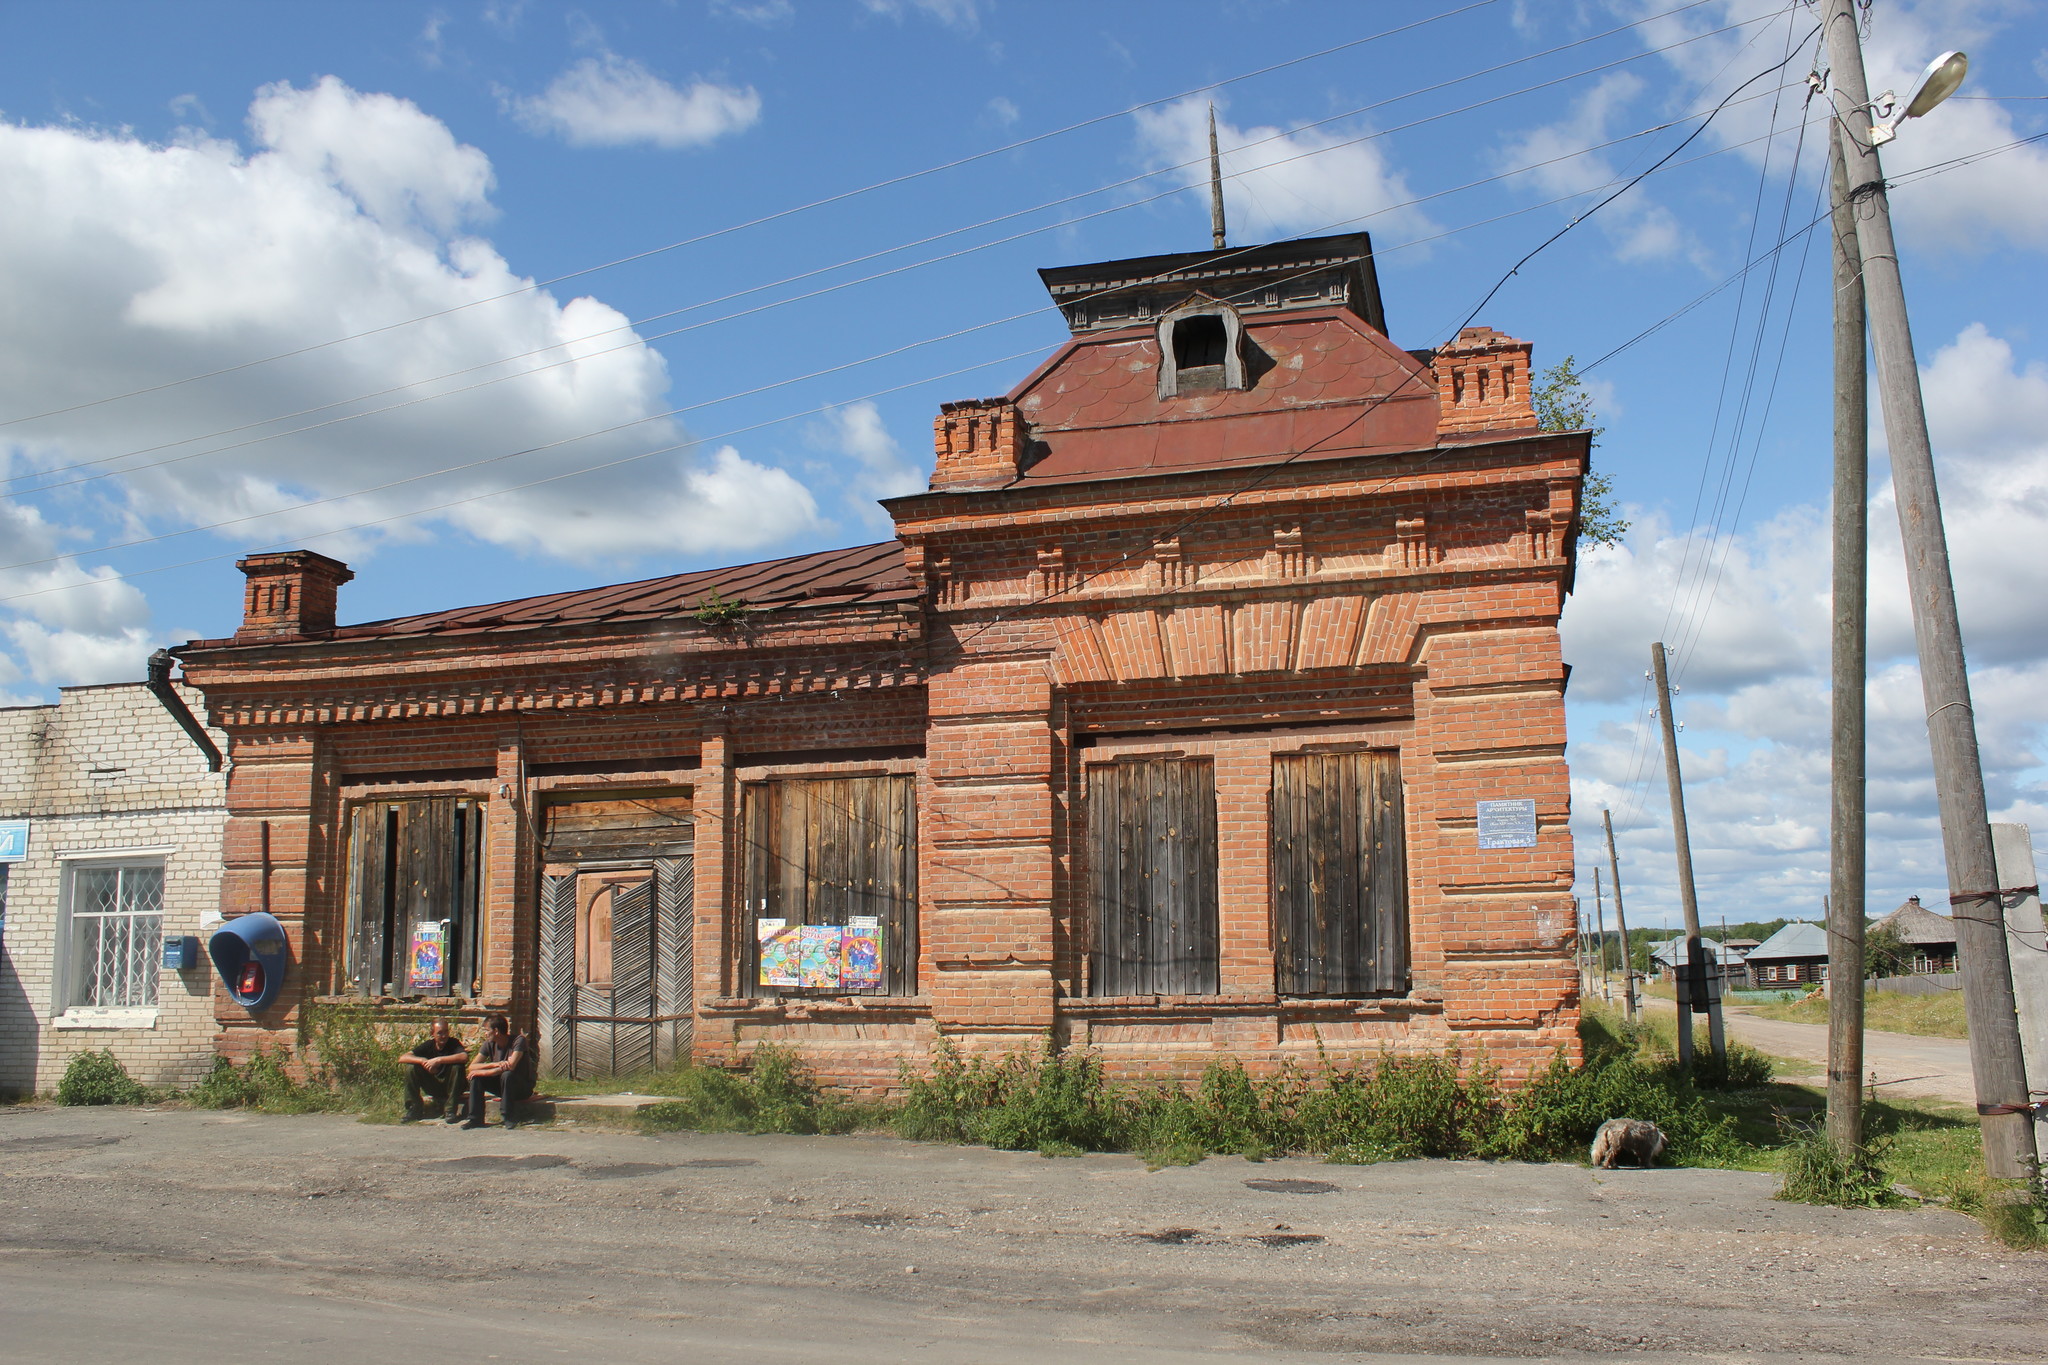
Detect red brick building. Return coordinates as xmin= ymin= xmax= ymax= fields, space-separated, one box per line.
xmin=174 ymin=233 xmax=1588 ymax=1088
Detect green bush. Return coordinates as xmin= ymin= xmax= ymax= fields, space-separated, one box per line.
xmin=55 ymin=1049 xmax=146 ymax=1106
xmin=637 ymin=1044 xmax=861 ymax=1136
xmin=1776 ymin=1124 xmax=1898 ymax=1208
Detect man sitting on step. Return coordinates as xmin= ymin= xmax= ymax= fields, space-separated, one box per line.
xmin=398 ymin=1019 xmax=469 ymax=1123
xmin=461 ymin=1014 xmax=536 ymax=1129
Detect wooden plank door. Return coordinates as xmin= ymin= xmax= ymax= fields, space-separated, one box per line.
xmin=1088 ymin=757 xmax=1218 ymax=997
xmin=538 ymin=872 xmax=577 ymax=1079
xmin=1271 ymin=750 xmax=1408 ymax=995
xmin=653 ymin=854 xmax=694 ymax=1066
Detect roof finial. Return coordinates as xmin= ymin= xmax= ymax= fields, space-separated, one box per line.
xmin=1207 ymin=102 xmax=1226 ymax=251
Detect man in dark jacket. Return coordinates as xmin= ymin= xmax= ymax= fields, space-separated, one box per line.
xmin=461 ymin=1014 xmax=536 ymax=1129
xmin=398 ymin=1019 xmax=469 ymax=1123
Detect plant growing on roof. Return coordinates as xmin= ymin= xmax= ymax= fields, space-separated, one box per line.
xmin=1533 ymin=354 xmax=1628 ymax=549
xmin=692 ymin=589 xmax=750 ymax=627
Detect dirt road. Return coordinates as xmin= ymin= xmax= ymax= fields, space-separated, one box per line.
xmin=1634 ymin=995 xmax=1976 ymax=1103
xmin=2 ymin=1104 xmax=2038 ymax=1363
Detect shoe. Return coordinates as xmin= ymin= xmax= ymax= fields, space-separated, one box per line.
xmin=461 ymin=1119 xmax=487 ymax=1130
xmin=400 ymin=1111 xmax=422 ymax=1124
xmin=502 ymin=1119 xmax=519 ymax=1131
xmin=445 ymin=1113 xmax=466 ymax=1125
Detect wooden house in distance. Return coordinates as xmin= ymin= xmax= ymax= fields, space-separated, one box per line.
xmin=1869 ymin=896 xmax=1958 ymax=976
xmin=170 ymin=232 xmax=1591 ymax=1090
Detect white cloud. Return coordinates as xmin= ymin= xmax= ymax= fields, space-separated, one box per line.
xmin=1131 ymin=97 xmax=1435 ymax=244
xmin=710 ymin=0 xmax=794 ymax=24
xmin=0 ymin=76 xmax=827 ymax=691
xmin=1494 ymin=71 xmax=1691 ymax=263
xmin=1562 ymin=321 xmax=2048 ymax=927
xmin=1628 ymin=0 xmax=2048 ymax=254
xmin=985 ymin=96 xmax=1019 ymax=128
xmin=810 ymin=401 xmax=926 ymax=521
xmin=513 ymin=55 xmax=761 ymax=150
xmin=862 ymin=0 xmax=982 ymax=33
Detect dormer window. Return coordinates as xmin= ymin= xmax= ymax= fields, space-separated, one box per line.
xmin=1157 ymin=302 xmax=1246 ymax=399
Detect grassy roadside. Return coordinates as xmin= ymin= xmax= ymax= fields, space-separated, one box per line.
xmin=1742 ymin=988 xmax=1969 ymax=1040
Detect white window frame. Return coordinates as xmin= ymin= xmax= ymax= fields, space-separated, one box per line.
xmin=54 ymin=851 xmax=170 ymax=1028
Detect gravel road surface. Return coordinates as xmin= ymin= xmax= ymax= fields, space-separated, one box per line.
xmin=1 ymin=1104 xmax=2038 ymax=1364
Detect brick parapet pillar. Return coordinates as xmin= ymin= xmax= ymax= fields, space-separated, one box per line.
xmin=921 ymin=656 xmax=1057 ymax=1043
xmin=691 ymin=720 xmax=734 ymax=1063
xmin=215 ymin=729 xmax=327 ymax=1068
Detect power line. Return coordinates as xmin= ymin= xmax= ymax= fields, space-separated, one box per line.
xmin=0 ymin=0 xmax=1520 ymax=431
xmin=2 ymin=0 xmax=1780 ymax=503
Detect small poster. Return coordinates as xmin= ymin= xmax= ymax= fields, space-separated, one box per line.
xmin=757 ymin=918 xmax=799 ymax=986
xmin=841 ymin=918 xmax=883 ymax=990
xmin=798 ymin=924 xmax=843 ymax=989
xmin=1476 ymin=798 xmax=1539 ymax=850
xmin=0 ymin=819 xmax=28 ymax=863
xmin=406 ymin=922 xmax=447 ymax=992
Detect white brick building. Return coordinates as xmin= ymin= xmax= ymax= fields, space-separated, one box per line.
xmin=0 ymin=682 xmax=227 ymax=1095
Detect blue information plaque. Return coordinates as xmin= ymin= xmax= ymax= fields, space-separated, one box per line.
xmin=0 ymin=820 xmax=27 ymax=863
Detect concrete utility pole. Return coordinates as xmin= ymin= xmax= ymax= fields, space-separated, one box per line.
xmin=1822 ymin=0 xmax=2036 ymax=1178
xmin=1603 ymin=808 xmax=1637 ymax=1020
xmin=1826 ymin=116 xmax=1869 ymax=1156
xmin=1652 ymin=641 xmax=1725 ymax=1071
xmin=1207 ymin=104 xmax=1227 ymax=250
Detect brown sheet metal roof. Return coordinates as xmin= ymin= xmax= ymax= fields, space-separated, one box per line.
xmin=316 ymin=541 xmax=915 ymax=643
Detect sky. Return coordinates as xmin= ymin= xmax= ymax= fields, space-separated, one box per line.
xmin=0 ymin=0 xmax=2043 ymax=937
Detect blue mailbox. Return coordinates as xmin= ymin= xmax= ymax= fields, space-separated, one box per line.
xmin=208 ymin=912 xmax=289 ymax=1011
xmin=161 ymin=935 xmax=200 ymax=971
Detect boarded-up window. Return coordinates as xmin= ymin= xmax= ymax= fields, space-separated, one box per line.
xmin=1088 ymin=757 xmax=1218 ymax=997
xmin=742 ymin=775 xmax=917 ymax=996
xmin=1270 ymin=751 xmax=1408 ymax=996
xmin=345 ymin=798 xmax=484 ymax=997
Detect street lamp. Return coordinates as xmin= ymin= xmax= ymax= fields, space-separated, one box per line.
xmin=1867 ymin=50 xmax=1969 ymax=145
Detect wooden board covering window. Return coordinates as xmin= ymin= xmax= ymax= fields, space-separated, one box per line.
xmin=741 ymin=775 xmax=917 ymax=996
xmin=344 ymin=797 xmax=484 ymax=998
xmin=1088 ymin=757 xmax=1219 ymax=997
xmin=541 ymin=795 xmax=693 ymax=863
xmin=1270 ymin=750 xmax=1408 ymax=996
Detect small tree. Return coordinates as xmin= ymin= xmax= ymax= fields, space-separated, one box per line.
xmin=1532 ymin=355 xmax=1629 ymax=549
xmin=1864 ymin=924 xmax=1913 ymax=979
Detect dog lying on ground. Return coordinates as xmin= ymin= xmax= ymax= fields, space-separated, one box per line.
xmin=1590 ymin=1118 xmax=1668 ymax=1168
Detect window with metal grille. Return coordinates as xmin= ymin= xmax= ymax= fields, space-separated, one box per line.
xmin=741 ymin=775 xmax=917 ymax=997
xmin=1087 ymin=757 xmax=1219 ymax=997
xmin=68 ymin=862 xmax=164 ymax=1008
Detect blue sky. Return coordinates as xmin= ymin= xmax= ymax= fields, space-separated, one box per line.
xmin=1 ymin=0 xmax=2044 ymax=934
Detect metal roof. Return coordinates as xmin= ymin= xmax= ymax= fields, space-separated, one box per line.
xmin=1649 ymin=935 xmax=1742 ymax=966
xmin=1745 ymin=921 xmax=1831 ymax=962
xmin=315 ymin=541 xmax=916 ymax=644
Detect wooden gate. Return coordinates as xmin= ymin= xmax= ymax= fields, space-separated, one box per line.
xmin=1087 ymin=757 xmax=1219 ymax=997
xmin=1270 ymin=750 xmax=1408 ymax=995
xmin=537 ymin=858 xmax=693 ymax=1079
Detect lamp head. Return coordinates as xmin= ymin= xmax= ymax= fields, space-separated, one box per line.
xmin=1902 ymin=50 xmax=1969 ymax=120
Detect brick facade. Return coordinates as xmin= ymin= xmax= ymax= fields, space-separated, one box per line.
xmin=0 ymin=683 xmax=228 ymax=1094
xmin=174 ymin=234 xmax=1587 ymax=1090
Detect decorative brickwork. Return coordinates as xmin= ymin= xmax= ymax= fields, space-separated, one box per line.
xmin=177 ymin=235 xmax=1590 ymax=1091
xmin=236 ymin=550 xmax=354 ymax=641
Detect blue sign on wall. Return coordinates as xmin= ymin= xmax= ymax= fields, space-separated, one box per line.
xmin=0 ymin=820 xmax=28 ymax=863
xmin=1475 ymin=799 xmax=1539 ymax=850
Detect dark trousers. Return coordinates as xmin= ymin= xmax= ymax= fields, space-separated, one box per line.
xmin=404 ymin=1062 xmax=467 ymax=1116
xmin=467 ymin=1070 xmax=534 ymax=1122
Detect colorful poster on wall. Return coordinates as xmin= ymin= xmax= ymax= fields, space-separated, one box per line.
xmin=798 ymin=924 xmax=843 ymax=989
xmin=757 ymin=918 xmax=799 ymax=986
xmin=841 ymin=918 xmax=883 ymax=990
xmin=406 ymin=922 xmax=447 ymax=992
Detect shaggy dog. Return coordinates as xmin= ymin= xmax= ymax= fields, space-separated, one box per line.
xmin=1590 ymin=1118 xmax=1668 ymax=1168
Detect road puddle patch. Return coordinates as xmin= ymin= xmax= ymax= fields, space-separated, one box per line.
xmin=0 ymin=1134 xmax=125 ymax=1151
xmin=675 ymin=1158 xmax=758 ymax=1168
xmin=1242 ymin=1178 xmax=1338 ymax=1194
xmin=418 ymin=1154 xmax=570 ymax=1173
xmin=581 ymin=1163 xmax=674 ymax=1180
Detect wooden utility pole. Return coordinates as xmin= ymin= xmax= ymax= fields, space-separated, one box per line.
xmin=1652 ymin=641 xmax=1725 ymax=1070
xmin=1594 ymin=866 xmax=1610 ymax=998
xmin=1602 ymin=808 xmax=1637 ymax=1020
xmin=1827 ymin=115 xmax=1869 ymax=1156
xmin=1822 ymin=0 xmax=2035 ymax=1178
xmin=1207 ymin=104 xmax=1227 ymax=250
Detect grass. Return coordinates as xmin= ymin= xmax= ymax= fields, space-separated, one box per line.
xmin=1743 ymin=987 xmax=1969 ymax=1040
